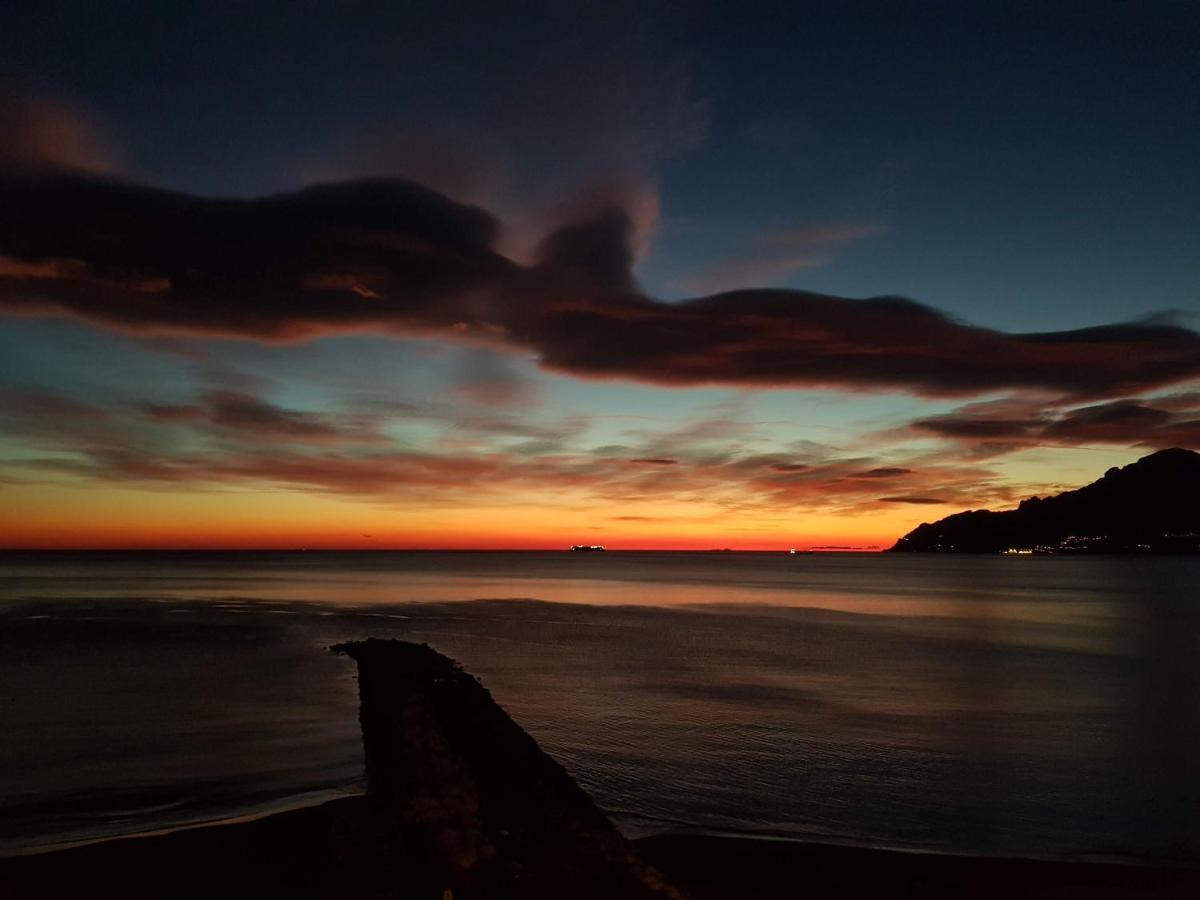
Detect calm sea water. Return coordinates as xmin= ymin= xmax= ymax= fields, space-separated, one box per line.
xmin=2 ymin=550 xmax=1198 ymax=862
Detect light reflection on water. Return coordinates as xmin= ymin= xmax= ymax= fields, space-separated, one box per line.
xmin=1 ymin=551 xmax=1197 ymax=862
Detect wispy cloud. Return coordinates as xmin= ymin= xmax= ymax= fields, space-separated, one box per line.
xmin=142 ymin=391 xmax=389 ymax=445
xmin=449 ymin=348 xmax=542 ymax=408
xmin=0 ymin=85 xmax=117 ymax=173
xmin=911 ymin=392 xmax=1200 ymax=452
xmin=2 ymin=385 xmax=1027 ymax=515
xmin=682 ymin=221 xmax=885 ymax=294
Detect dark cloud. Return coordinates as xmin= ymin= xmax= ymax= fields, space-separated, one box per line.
xmin=523 ymin=289 xmax=1200 ymax=398
xmin=629 ymin=457 xmax=678 ymax=466
xmin=878 ymin=496 xmax=948 ymax=504
xmin=915 ymin=416 xmax=1040 ymax=440
xmin=1042 ymin=400 xmax=1176 ymax=441
xmin=0 ymin=388 xmax=114 ymax=448
xmin=0 ymin=172 xmax=508 ymax=340
xmin=0 ymin=388 xmax=107 ymax=421
xmin=143 ymin=390 xmax=387 ymax=444
xmin=913 ymin=396 xmax=1200 ymax=451
xmin=852 ymin=466 xmax=912 ymax=478
xmin=3 ymin=170 xmax=1199 ymax=399
xmin=517 ymin=176 xmax=661 ymax=265
xmin=533 ymin=206 xmax=639 ymax=293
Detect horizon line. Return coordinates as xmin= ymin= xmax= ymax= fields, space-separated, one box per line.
xmin=0 ymin=545 xmax=886 ymax=553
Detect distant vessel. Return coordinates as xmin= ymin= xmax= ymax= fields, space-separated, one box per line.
xmin=570 ymin=544 xmax=606 ymax=552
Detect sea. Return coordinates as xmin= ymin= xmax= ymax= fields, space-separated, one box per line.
xmin=2 ymin=550 xmax=1198 ymax=862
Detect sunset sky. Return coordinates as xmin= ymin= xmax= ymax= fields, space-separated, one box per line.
xmin=1 ymin=1 xmax=1198 ymax=549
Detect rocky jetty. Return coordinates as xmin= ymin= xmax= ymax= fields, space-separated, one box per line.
xmin=331 ymin=638 xmax=680 ymax=899
xmin=891 ymin=448 xmax=1200 ymax=553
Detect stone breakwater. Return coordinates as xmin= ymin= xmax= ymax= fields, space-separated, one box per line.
xmin=332 ymin=639 xmax=683 ymax=899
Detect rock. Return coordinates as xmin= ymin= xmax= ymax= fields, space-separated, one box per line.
xmin=332 ymin=639 xmax=683 ymax=900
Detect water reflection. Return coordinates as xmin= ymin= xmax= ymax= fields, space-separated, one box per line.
xmin=1 ymin=551 xmax=1197 ymax=862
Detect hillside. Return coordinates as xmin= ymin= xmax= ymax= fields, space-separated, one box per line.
xmin=890 ymin=448 xmax=1200 ymax=553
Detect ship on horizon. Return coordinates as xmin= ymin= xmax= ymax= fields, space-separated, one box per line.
xmin=569 ymin=544 xmax=606 ymax=552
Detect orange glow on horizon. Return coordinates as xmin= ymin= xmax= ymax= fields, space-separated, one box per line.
xmin=0 ymin=481 xmax=900 ymax=552
xmin=0 ymin=528 xmax=891 ymax=552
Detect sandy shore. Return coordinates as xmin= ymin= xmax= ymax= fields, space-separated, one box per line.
xmin=2 ymin=798 xmax=1198 ymax=899
xmin=638 ymin=833 xmax=1200 ymax=900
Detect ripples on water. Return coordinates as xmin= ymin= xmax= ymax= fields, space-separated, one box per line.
xmin=1 ymin=550 xmax=1198 ymax=862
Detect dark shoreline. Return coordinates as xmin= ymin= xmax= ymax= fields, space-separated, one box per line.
xmin=2 ymin=798 xmax=1198 ymax=899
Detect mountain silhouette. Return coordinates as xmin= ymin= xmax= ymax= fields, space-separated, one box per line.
xmin=890 ymin=448 xmax=1200 ymax=553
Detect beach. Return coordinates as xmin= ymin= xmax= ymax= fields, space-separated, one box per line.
xmin=3 ymin=798 xmax=1199 ymax=898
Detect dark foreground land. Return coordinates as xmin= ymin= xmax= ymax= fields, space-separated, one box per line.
xmin=2 ymin=801 xmax=1199 ymax=899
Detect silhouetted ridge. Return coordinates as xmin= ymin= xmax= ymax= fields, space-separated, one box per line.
xmin=890 ymin=448 xmax=1200 ymax=553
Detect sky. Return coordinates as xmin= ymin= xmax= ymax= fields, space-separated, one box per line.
xmin=0 ymin=0 xmax=1198 ymax=549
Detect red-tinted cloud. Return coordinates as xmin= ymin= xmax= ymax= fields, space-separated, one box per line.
xmin=143 ymin=391 xmax=387 ymax=444
xmin=0 ymin=89 xmax=116 ymax=173
xmin=2 ymin=170 xmax=1199 ymax=398
xmin=913 ymin=395 xmax=1200 ymax=450
xmin=5 ymin=386 xmax=1022 ymax=513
